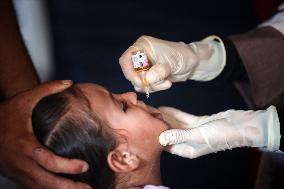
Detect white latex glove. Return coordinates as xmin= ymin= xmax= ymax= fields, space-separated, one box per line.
xmin=158 ymin=106 xmax=280 ymax=159
xmin=143 ymin=185 xmax=170 ymax=189
xmin=119 ymin=35 xmax=226 ymax=93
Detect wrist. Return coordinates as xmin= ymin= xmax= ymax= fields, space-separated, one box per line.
xmin=188 ymin=35 xmax=226 ymax=81
xmin=265 ymin=106 xmax=281 ymax=151
xmin=243 ymin=106 xmax=281 ymax=151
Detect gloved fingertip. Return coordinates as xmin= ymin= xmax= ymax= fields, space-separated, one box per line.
xmin=146 ymin=63 xmax=171 ymax=84
xmin=159 ymin=133 xmax=169 ymax=146
xmin=151 ymin=80 xmax=172 ymax=91
xmin=134 ymin=86 xmax=143 ymax=92
xmin=158 ymin=106 xmax=178 ymax=115
xmin=131 ymin=76 xmax=143 ymax=87
xmin=146 ymin=74 xmax=159 ymax=85
xmin=160 ymin=129 xmax=190 ymax=145
xmin=158 ymin=106 xmax=171 ymax=110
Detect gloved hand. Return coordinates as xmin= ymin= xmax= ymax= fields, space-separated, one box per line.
xmin=144 ymin=185 xmax=170 ymax=189
xmin=119 ymin=35 xmax=226 ymax=93
xmin=158 ymin=106 xmax=280 ymax=159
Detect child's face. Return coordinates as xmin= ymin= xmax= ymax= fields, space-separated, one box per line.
xmin=78 ymin=83 xmax=168 ymax=153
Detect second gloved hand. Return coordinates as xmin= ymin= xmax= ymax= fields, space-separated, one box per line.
xmin=119 ymin=35 xmax=226 ymax=93
xmin=158 ymin=106 xmax=280 ymax=159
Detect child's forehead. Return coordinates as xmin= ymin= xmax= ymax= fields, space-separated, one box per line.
xmin=76 ymin=83 xmax=117 ymax=115
xmin=77 ymin=83 xmax=109 ymax=95
xmin=75 ymin=84 xmax=108 ymax=103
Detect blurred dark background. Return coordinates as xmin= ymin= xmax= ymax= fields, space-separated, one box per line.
xmin=42 ymin=0 xmax=279 ymax=189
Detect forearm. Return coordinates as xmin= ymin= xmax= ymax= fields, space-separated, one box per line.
xmin=209 ymin=25 xmax=284 ymax=111
xmin=0 ymin=0 xmax=39 ymax=98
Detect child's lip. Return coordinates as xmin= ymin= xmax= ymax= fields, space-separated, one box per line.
xmin=150 ymin=112 xmax=163 ymax=121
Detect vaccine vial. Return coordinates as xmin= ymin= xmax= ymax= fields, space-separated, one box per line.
xmin=131 ymin=50 xmax=152 ymax=98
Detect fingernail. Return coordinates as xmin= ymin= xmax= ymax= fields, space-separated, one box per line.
xmin=82 ymin=164 xmax=89 ymax=172
xmin=60 ymin=80 xmax=73 ymax=85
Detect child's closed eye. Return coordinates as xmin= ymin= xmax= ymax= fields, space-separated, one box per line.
xmin=121 ymin=100 xmax=128 ymax=112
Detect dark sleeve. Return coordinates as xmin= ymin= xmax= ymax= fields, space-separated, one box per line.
xmin=212 ymin=36 xmax=257 ymax=109
xmin=212 ymin=36 xmax=249 ymax=82
xmin=228 ymin=26 xmax=284 ymax=111
xmin=214 ymin=27 xmax=284 ymax=111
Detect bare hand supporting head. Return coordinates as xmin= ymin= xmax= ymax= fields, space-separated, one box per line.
xmin=0 ymin=81 xmax=91 ymax=189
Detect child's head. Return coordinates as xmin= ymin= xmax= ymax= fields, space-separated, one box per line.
xmin=32 ymin=83 xmax=168 ymax=189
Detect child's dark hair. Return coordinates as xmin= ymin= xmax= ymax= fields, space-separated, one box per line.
xmin=32 ymin=86 xmax=118 ymax=189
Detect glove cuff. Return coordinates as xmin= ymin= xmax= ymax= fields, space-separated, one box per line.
xmin=266 ymin=106 xmax=281 ymax=151
xmin=188 ymin=35 xmax=226 ymax=81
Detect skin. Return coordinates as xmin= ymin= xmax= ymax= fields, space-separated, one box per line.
xmin=0 ymin=81 xmax=91 ymax=189
xmin=0 ymin=1 xmax=90 ymax=188
xmin=78 ymin=83 xmax=168 ymax=188
xmin=0 ymin=0 xmax=39 ymax=97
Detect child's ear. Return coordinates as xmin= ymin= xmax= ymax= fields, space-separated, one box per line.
xmin=107 ymin=150 xmax=140 ymax=173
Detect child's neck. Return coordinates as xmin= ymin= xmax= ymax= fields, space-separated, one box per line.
xmin=135 ymin=151 xmax=162 ymax=186
xmin=116 ymin=152 xmax=162 ymax=189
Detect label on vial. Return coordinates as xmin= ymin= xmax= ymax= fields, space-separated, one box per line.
xmin=131 ymin=51 xmax=150 ymax=71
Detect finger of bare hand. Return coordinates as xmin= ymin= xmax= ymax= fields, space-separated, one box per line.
xmin=33 ymin=147 xmax=89 ymax=174
xmin=159 ymin=106 xmax=199 ymax=128
xmin=18 ymin=80 xmax=73 ymax=111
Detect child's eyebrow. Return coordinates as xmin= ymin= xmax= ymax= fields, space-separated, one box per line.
xmin=105 ymin=89 xmax=120 ymax=109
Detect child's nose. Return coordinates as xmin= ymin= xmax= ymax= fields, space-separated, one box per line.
xmin=122 ymin=92 xmax=137 ymax=104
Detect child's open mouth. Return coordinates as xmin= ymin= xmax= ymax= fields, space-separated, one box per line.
xmin=150 ymin=113 xmax=163 ymax=121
